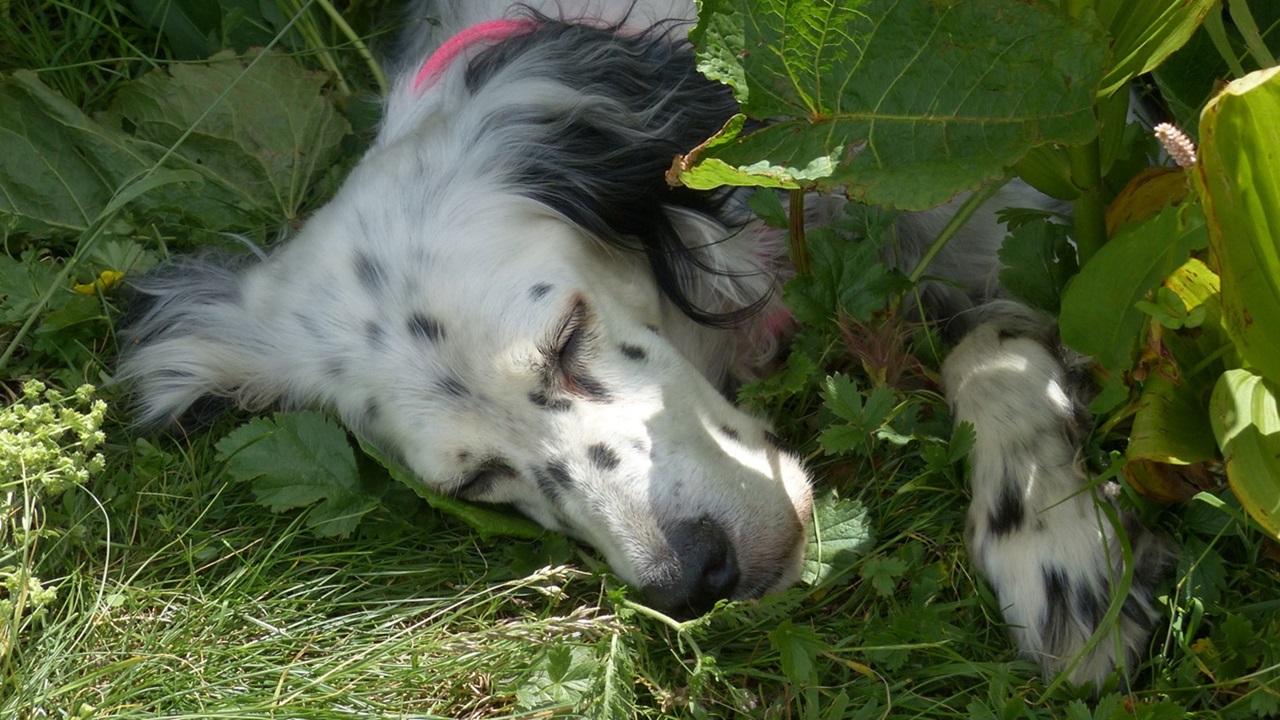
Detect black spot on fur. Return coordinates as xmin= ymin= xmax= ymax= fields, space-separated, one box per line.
xmin=407 ymin=313 xmax=444 ymax=341
xmin=588 ymin=443 xmax=620 ymax=471
xmin=323 ymin=358 xmax=346 ymax=380
xmin=764 ymin=431 xmax=785 ymax=449
xmin=1042 ymin=567 xmax=1072 ymax=650
xmin=464 ymin=16 xmax=766 ymax=329
xmin=529 ymin=283 xmax=553 ymax=300
xmin=987 ymin=464 xmax=1025 ymax=538
xmin=619 ymin=343 xmax=647 ymax=361
xmin=573 ymin=373 xmax=611 ymax=402
xmin=364 ymin=320 xmax=386 ymax=349
xmin=436 ymin=377 xmax=470 ymax=398
xmin=354 ymin=251 xmax=387 ymax=294
xmin=645 ymin=324 xmax=660 ymax=334
xmin=529 ymin=391 xmax=571 ymax=412
xmin=535 ymin=460 xmax=574 ymax=501
xmin=457 ymin=458 xmax=517 ymax=499
xmin=718 ymin=425 xmax=740 ymax=441
xmin=1074 ymin=582 xmax=1105 ymax=629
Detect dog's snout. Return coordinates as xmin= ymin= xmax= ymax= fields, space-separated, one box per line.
xmin=641 ymin=516 xmax=740 ymax=618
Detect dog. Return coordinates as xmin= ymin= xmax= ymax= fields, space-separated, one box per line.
xmin=117 ymin=0 xmax=1165 ymax=687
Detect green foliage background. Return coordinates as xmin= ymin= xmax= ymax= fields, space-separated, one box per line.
xmin=1 ymin=1 xmax=1279 ymax=718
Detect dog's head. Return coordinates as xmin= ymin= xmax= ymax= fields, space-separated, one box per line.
xmin=117 ymin=18 xmax=812 ymax=616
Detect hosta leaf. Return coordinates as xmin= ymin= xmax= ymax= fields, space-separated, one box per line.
xmin=1060 ymin=201 xmax=1208 ymax=370
xmin=1209 ymin=369 xmax=1280 ymax=538
xmin=1194 ymin=66 xmax=1280 ymax=384
xmin=682 ymin=0 xmax=1106 ymax=209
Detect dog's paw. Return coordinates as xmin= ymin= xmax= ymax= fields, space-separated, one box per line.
xmin=943 ymin=316 xmax=1168 ymax=686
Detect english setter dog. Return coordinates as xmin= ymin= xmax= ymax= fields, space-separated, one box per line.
xmin=118 ymin=0 xmax=1165 ymax=687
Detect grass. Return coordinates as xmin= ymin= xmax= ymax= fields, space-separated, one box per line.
xmin=3 ymin=1 xmax=1280 ymax=718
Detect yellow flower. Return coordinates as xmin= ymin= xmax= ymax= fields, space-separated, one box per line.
xmin=72 ymin=270 xmax=125 ymax=295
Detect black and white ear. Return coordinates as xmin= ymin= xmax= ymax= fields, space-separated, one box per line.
xmin=116 ymin=253 xmax=284 ymax=428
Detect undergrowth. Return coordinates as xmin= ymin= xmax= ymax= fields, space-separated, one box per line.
xmin=1 ymin=1 xmax=1278 ymax=718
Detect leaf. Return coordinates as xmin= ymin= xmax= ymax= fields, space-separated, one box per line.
xmin=355 ymin=437 xmax=545 ymax=540
xmin=515 ymin=644 xmax=597 ymax=711
xmin=1194 ymin=66 xmax=1280 ymax=384
xmin=1096 ymin=0 xmax=1218 ymax=98
xmin=783 ymin=226 xmax=907 ymax=328
xmin=215 ymin=412 xmax=378 ymax=537
xmin=1209 ymin=369 xmax=1280 ymax=538
xmin=0 ymin=71 xmax=155 ymax=237
xmin=1124 ymin=373 xmax=1219 ymax=503
xmin=997 ymin=219 xmax=1078 ymax=314
xmin=770 ymin=619 xmax=825 ymax=685
xmin=860 ymin=555 xmax=907 ymax=598
xmin=802 ymin=494 xmax=874 ymax=586
xmin=105 ymin=49 xmax=351 ymax=224
xmin=682 ymin=0 xmax=1107 ymax=209
xmin=585 ymin=633 xmax=636 ymax=720
xmin=1059 ymin=200 xmax=1208 ymax=370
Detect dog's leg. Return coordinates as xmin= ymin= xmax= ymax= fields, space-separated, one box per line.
xmin=942 ymin=306 xmax=1167 ymax=686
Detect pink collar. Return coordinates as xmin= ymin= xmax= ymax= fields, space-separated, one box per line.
xmin=412 ymin=18 xmax=539 ymax=91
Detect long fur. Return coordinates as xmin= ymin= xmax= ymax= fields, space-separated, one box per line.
xmin=117 ymin=0 xmax=1165 ymax=680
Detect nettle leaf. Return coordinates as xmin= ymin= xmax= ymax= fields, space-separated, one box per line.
xmin=803 ymin=494 xmax=874 ymax=586
xmin=997 ymin=219 xmax=1078 ymax=314
xmin=106 ymin=49 xmax=350 ymax=225
xmin=216 ymin=411 xmax=379 ymax=537
xmin=682 ymin=0 xmax=1107 ymax=209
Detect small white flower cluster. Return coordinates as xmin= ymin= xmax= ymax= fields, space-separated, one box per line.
xmin=1154 ymin=122 xmax=1198 ymax=169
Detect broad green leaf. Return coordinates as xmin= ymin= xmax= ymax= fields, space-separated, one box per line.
xmin=356 ymin=437 xmax=545 ymax=540
xmin=783 ymin=227 xmax=907 ymax=328
xmin=997 ymin=219 xmax=1078 ymax=314
xmin=1096 ymin=0 xmax=1218 ymax=98
xmin=802 ymin=494 xmax=874 ymax=586
xmin=1060 ymin=201 xmax=1208 ymax=370
xmin=1209 ymin=369 xmax=1280 ymax=538
xmin=0 ymin=72 xmax=155 ymax=237
xmin=106 ymin=50 xmax=351 ymax=224
xmin=1194 ymin=66 xmax=1280 ymax=384
xmin=770 ymin=619 xmax=825 ymax=685
xmin=860 ymin=555 xmax=907 ymax=598
xmin=1125 ymin=373 xmax=1218 ymax=503
xmin=215 ymin=411 xmax=378 ymax=537
xmin=515 ymin=644 xmax=597 ymax=711
xmin=683 ymin=0 xmax=1106 ymax=209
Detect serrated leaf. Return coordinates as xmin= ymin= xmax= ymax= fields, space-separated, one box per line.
xmin=0 ymin=71 xmax=156 ymax=237
xmin=1060 ymin=201 xmax=1208 ymax=370
xmin=683 ymin=0 xmax=1107 ymax=209
xmin=515 ymin=644 xmax=597 ymax=711
xmin=215 ymin=411 xmax=377 ymax=537
xmin=948 ymin=421 xmax=975 ymax=464
xmin=356 ymin=436 xmax=545 ymax=540
xmin=860 ymin=555 xmax=907 ymax=598
xmin=803 ymin=494 xmax=874 ymax=585
xmin=997 ymin=219 xmax=1078 ymax=314
xmin=105 ymin=49 xmax=350 ymax=225
xmin=821 ymin=374 xmax=864 ymax=424
xmin=770 ymin=619 xmax=825 ymax=685
xmin=784 ymin=227 xmax=907 ymax=327
xmin=585 ymin=632 xmax=636 ymax=720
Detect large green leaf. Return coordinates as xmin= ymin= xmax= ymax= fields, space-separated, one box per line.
xmin=1194 ymin=66 xmax=1280 ymax=383
xmin=1096 ymin=0 xmax=1217 ymax=98
xmin=0 ymin=72 xmax=156 ymax=238
xmin=680 ymin=0 xmax=1106 ymax=209
xmin=216 ymin=412 xmax=381 ymax=537
xmin=1210 ymin=369 xmax=1280 ymax=538
xmin=105 ymin=50 xmax=350 ymax=224
xmin=1060 ymin=201 xmax=1208 ymax=370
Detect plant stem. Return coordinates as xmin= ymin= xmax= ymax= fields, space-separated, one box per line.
xmin=1068 ymin=140 xmax=1107 ymax=265
xmin=907 ymin=177 xmax=1009 ymax=285
xmin=788 ymin=189 xmax=810 ymax=275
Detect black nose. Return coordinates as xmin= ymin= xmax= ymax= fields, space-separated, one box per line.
xmin=640 ymin=516 xmax=740 ymax=618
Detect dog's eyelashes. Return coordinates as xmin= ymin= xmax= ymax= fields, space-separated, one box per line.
xmin=554 ymin=298 xmax=590 ymax=366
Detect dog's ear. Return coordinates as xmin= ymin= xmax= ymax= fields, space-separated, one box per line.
xmin=116 ymin=253 xmax=285 ymax=429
